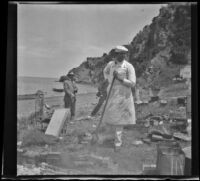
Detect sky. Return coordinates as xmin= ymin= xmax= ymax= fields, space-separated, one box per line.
xmin=18 ymin=3 xmax=166 ymax=78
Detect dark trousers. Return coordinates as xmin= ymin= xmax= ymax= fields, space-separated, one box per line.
xmin=64 ymin=95 xmax=76 ymax=118
xmin=91 ymin=96 xmax=105 ymax=116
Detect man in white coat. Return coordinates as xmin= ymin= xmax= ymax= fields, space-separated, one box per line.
xmin=103 ymin=45 xmax=136 ymax=150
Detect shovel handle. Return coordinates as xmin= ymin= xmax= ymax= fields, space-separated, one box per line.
xmin=95 ymin=76 xmax=116 ymax=131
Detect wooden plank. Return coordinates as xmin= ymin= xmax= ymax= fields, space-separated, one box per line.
xmin=45 ymin=108 xmax=70 ymax=137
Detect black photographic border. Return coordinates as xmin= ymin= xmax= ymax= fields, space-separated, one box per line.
xmin=2 ymin=1 xmax=199 ymax=179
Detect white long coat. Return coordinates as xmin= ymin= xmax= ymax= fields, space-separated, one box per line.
xmin=102 ymin=60 xmax=136 ymax=125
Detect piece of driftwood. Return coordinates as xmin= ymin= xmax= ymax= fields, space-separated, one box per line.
xmin=45 ymin=108 xmax=70 ymax=137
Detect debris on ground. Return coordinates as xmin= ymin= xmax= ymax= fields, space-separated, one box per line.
xmin=182 ymin=146 xmax=191 ymax=159
xmin=17 ymin=148 xmax=24 ymax=153
xmin=132 ymin=140 xmax=143 ymax=146
xmin=135 ymin=100 xmax=143 ymax=105
xmin=149 ymin=96 xmax=159 ymax=103
xmin=17 ymin=164 xmax=41 ymax=175
xmin=160 ymin=99 xmax=167 ymax=105
xmin=173 ymin=132 xmax=191 ymax=142
xmin=177 ymin=96 xmax=187 ymax=106
xmin=17 ymin=81 xmax=191 ymax=175
xmin=142 ymin=138 xmax=151 ymax=145
xmin=142 ymin=164 xmax=157 ymax=175
xmin=170 ymin=118 xmax=188 ymax=133
xmin=151 ymin=134 xmax=173 ymax=142
xmin=169 ymin=107 xmax=187 ymax=119
xmin=17 ymin=141 xmax=22 ymax=147
xmin=21 ymin=129 xmax=59 ymax=147
xmin=156 ymin=141 xmax=185 ymax=175
xmin=45 ymin=108 xmax=70 ymax=137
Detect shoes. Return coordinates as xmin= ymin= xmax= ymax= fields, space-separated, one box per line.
xmin=114 ymin=145 xmax=121 ymax=152
xmin=69 ymin=116 xmax=75 ymax=124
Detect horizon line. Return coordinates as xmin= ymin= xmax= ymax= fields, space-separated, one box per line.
xmin=18 ymin=75 xmax=58 ymax=79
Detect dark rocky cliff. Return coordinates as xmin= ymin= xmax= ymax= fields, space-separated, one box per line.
xmin=62 ymin=3 xmax=191 ymax=89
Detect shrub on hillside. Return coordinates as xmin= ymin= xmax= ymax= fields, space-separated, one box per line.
xmin=169 ymin=51 xmax=188 ymax=65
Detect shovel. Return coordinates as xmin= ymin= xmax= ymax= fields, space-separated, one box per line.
xmin=91 ymin=76 xmax=116 ymax=145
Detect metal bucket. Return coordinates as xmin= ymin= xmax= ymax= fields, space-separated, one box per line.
xmin=156 ymin=141 xmax=185 ymax=175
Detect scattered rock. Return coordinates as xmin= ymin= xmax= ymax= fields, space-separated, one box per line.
xmin=135 ymin=100 xmax=143 ymax=105
xmin=132 ymin=140 xmax=143 ymax=146
xmin=144 ymin=120 xmax=150 ymax=128
xmin=149 ymin=96 xmax=159 ymax=103
xmin=148 ymin=124 xmax=172 ymax=138
xmin=160 ymin=100 xmax=167 ymax=105
xmin=17 ymin=141 xmax=22 ymax=147
xmin=92 ymin=124 xmax=97 ymax=128
xmin=84 ymin=132 xmax=93 ymax=141
xmin=151 ymin=134 xmax=164 ymax=141
xmin=142 ymin=138 xmax=151 ymax=144
xmin=17 ymin=148 xmax=24 ymax=153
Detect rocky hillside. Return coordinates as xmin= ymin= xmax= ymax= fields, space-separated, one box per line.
xmin=64 ymin=3 xmax=191 ymax=89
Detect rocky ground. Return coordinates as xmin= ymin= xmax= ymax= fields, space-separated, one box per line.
xmin=17 ymin=82 xmax=191 ymax=176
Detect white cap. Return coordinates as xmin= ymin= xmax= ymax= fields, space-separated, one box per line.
xmin=114 ymin=45 xmax=128 ymax=53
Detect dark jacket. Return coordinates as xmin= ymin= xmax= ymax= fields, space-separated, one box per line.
xmin=96 ymin=79 xmax=109 ymax=99
xmin=63 ymin=78 xmax=78 ymax=99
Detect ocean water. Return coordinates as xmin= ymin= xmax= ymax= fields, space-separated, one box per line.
xmin=17 ymin=76 xmax=97 ymax=98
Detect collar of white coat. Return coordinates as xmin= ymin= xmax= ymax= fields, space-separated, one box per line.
xmin=114 ymin=59 xmax=126 ymax=68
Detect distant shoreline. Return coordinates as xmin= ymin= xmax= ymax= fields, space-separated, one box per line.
xmin=18 ymin=76 xmax=58 ymax=79
xmin=18 ymin=76 xmax=98 ymax=88
xmin=76 ymin=81 xmax=97 ymax=87
xmin=17 ymin=92 xmax=97 ymax=101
